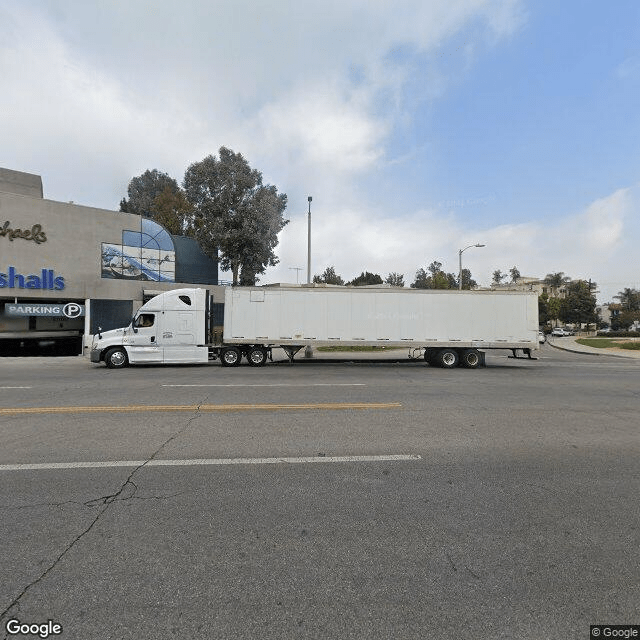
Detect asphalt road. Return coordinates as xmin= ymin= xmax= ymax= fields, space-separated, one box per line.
xmin=0 ymin=346 xmax=639 ymax=640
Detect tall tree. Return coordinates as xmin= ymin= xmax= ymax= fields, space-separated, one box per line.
xmin=560 ymin=280 xmax=597 ymax=327
xmin=152 ymin=186 xmax=194 ymax=236
xmin=385 ymin=272 xmax=405 ymax=287
xmin=120 ymin=169 xmax=180 ymax=218
xmin=509 ymin=266 xmax=521 ymax=283
xmin=313 ymin=266 xmax=344 ymax=285
xmin=543 ymin=272 xmax=571 ymax=294
xmin=183 ymin=148 xmax=288 ymax=286
xmin=348 ymin=271 xmax=383 ymax=286
xmin=459 ymin=268 xmax=477 ymax=290
xmin=614 ymin=287 xmax=640 ymax=311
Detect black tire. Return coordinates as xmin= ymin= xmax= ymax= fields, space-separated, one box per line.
xmin=220 ymin=347 xmax=242 ymax=367
xmin=424 ymin=348 xmax=438 ymax=365
xmin=438 ymin=348 xmax=459 ymax=369
xmin=461 ymin=348 xmax=481 ymax=369
xmin=247 ymin=346 xmax=267 ymax=367
xmin=104 ymin=347 xmax=128 ymax=369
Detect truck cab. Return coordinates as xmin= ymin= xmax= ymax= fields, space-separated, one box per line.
xmin=90 ymin=288 xmax=210 ymax=367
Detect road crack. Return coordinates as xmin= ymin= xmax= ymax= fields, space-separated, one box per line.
xmin=0 ymin=397 xmax=207 ymax=626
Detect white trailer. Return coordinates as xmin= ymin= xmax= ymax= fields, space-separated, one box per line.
xmin=90 ymin=285 xmax=539 ymax=369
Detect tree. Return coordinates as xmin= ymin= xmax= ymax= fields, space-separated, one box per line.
xmin=618 ymin=309 xmax=640 ymax=330
xmin=492 ymin=269 xmax=506 ymax=285
xmin=538 ymin=293 xmax=550 ymax=325
xmin=614 ymin=287 xmax=640 ymax=312
xmin=313 ymin=266 xmax=344 ymax=285
xmin=385 ymin=272 xmax=405 ymax=287
xmin=120 ymin=169 xmax=181 ymax=218
xmin=183 ymin=147 xmax=288 ymax=286
xmin=559 ymin=280 xmax=597 ymax=327
xmin=411 ymin=268 xmax=430 ymax=289
xmin=509 ymin=266 xmax=521 ymax=283
xmin=349 ymin=271 xmax=383 ymax=286
xmin=543 ymin=272 xmax=571 ymax=295
xmin=411 ymin=261 xmax=456 ymax=289
xmin=459 ymin=268 xmax=477 ymax=290
xmin=152 ymin=186 xmax=194 ymax=236
xmin=547 ymin=296 xmax=562 ymax=326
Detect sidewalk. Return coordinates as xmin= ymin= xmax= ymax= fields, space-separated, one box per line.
xmin=546 ymin=336 xmax=640 ymax=360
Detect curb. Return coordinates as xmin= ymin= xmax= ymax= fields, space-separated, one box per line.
xmin=546 ymin=338 xmax=640 ymax=360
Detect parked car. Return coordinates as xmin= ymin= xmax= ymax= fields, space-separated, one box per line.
xmin=538 ymin=331 xmax=546 ymax=343
xmin=551 ymin=328 xmax=571 ymax=337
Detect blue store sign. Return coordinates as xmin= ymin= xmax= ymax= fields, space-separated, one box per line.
xmin=0 ymin=266 xmax=65 ymax=290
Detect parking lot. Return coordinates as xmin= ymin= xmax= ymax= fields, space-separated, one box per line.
xmin=1 ymin=345 xmax=639 ymax=639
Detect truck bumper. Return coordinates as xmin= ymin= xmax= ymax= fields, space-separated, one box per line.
xmin=90 ymin=348 xmax=102 ymax=363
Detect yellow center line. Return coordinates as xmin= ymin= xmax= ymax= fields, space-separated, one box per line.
xmin=0 ymin=402 xmax=402 ymax=416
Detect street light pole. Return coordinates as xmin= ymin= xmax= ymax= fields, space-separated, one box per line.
xmin=305 ymin=196 xmax=313 ymax=359
xmin=458 ymin=243 xmax=485 ymax=290
xmin=307 ymin=196 xmax=312 ymax=284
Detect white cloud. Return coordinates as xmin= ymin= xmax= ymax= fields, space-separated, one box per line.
xmin=576 ymin=188 xmax=629 ymax=250
xmin=252 ymin=83 xmax=388 ymax=174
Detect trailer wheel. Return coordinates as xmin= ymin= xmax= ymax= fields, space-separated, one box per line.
xmin=247 ymin=346 xmax=267 ymax=367
xmin=220 ymin=347 xmax=241 ymax=367
xmin=424 ymin=348 xmax=438 ymax=365
xmin=461 ymin=348 xmax=480 ymax=369
xmin=438 ymin=348 xmax=459 ymax=369
xmin=104 ymin=347 xmax=128 ymax=369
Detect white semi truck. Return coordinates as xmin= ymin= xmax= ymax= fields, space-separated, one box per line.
xmin=90 ymin=285 xmax=539 ymax=369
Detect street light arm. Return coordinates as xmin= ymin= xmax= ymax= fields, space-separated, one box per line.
xmin=458 ymin=243 xmax=485 ymax=290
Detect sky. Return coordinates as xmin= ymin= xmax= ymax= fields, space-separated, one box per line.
xmin=1 ymin=0 xmax=639 ymax=303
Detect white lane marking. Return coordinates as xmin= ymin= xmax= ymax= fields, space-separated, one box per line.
xmin=162 ymin=383 xmax=366 ymax=387
xmin=0 ymin=386 xmax=32 ymax=389
xmin=0 ymin=454 xmax=421 ymax=472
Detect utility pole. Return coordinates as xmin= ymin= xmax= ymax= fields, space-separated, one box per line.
xmin=305 ymin=196 xmax=313 ymax=358
xmin=306 ymin=196 xmax=312 ymax=284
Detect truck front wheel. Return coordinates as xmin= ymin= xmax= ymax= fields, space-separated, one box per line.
xmin=104 ymin=347 xmax=128 ymax=369
xmin=247 ymin=346 xmax=267 ymax=366
xmin=220 ymin=347 xmax=242 ymax=367
xmin=438 ymin=348 xmax=459 ymax=369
